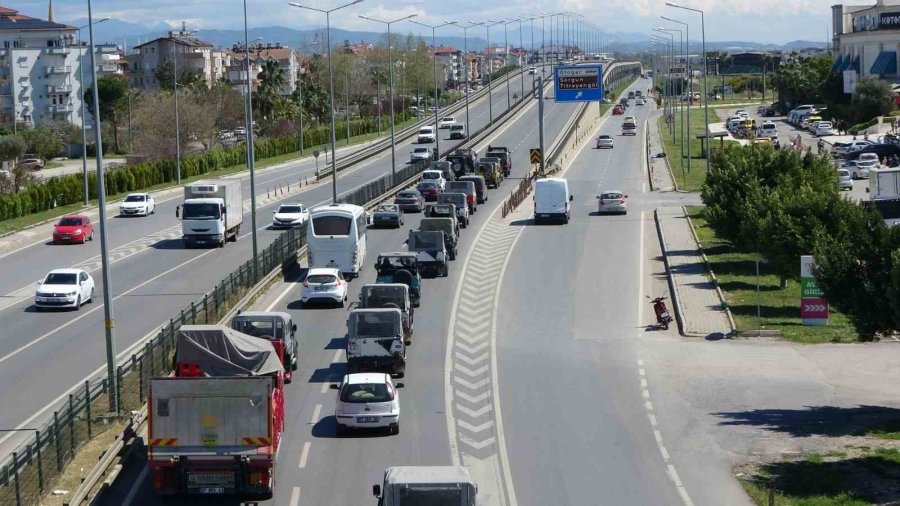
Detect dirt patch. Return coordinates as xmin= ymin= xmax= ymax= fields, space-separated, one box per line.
xmin=39 ymin=420 xmax=128 ymax=506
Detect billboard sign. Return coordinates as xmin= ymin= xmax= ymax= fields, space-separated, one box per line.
xmin=843 ymin=69 xmax=859 ymax=94
xmin=554 ymin=65 xmax=603 ymax=102
xmin=800 ymin=255 xmax=828 ymax=326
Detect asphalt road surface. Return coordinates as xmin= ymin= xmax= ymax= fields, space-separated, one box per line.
xmin=0 ymin=68 xmax=536 ymax=456
xmin=98 ymin=68 xmax=612 ymax=506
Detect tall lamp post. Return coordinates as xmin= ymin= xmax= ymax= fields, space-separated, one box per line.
xmin=289 ymin=0 xmax=365 ymax=204
xmin=86 ymin=0 xmax=117 ymax=413
xmin=666 ymin=1 xmax=709 ymax=171
xmin=501 ymin=19 xmax=513 ymax=110
xmin=459 ymin=22 xmax=484 ymax=136
xmin=76 ymin=17 xmax=109 ymax=206
xmin=296 ymin=40 xmax=318 ymax=155
xmin=662 ymin=15 xmax=691 ymax=174
xmin=482 ymin=20 xmax=503 ymax=124
xmin=653 ymin=29 xmax=676 ymax=140
xmin=656 ymin=27 xmax=682 ymax=147
xmin=240 ymin=2 xmax=262 ymax=267
xmin=409 ymin=19 xmax=458 ymax=158
xmin=359 ymin=14 xmax=417 ymax=185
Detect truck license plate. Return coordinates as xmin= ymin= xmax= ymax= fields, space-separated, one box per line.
xmin=539 ymin=214 xmax=549 ymax=218
xmin=199 ymin=487 xmax=225 ymax=494
xmin=357 ymin=416 xmax=379 ymax=423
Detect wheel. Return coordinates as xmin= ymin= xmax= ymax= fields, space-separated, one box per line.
xmin=336 ymin=424 xmax=348 ymax=436
xmin=389 ymin=422 xmax=400 ymax=435
xmin=442 ymin=264 xmax=449 ymax=277
xmin=151 ymin=207 xmax=155 ymax=215
xmin=338 ymin=298 xmax=345 ymax=308
xmin=218 ymin=240 xmax=225 ymax=248
xmin=74 ymin=296 xmax=81 ymax=310
xmin=89 ymin=288 xmax=94 ymax=303
xmin=661 ymin=321 xmax=669 ymax=330
xmin=89 ymin=231 xmax=94 ymax=241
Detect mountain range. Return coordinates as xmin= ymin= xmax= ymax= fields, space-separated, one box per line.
xmin=66 ymin=18 xmax=829 ymax=54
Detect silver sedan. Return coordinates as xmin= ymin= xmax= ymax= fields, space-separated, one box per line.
xmin=597 ymin=191 xmax=628 ymax=215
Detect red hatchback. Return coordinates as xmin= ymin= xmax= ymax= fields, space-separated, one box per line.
xmin=416 ymin=181 xmax=442 ymax=202
xmin=53 ymin=215 xmax=94 ymax=244
xmin=612 ymin=105 xmax=624 ymax=115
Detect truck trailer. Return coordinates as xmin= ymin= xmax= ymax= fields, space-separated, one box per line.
xmin=148 ymin=325 xmax=284 ymax=500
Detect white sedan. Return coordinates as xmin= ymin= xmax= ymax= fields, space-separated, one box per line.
xmin=332 ymin=373 xmax=402 ymax=435
xmin=272 ymin=203 xmax=309 ymax=229
xmin=120 ymin=193 xmax=155 ymax=216
xmin=35 ymin=268 xmax=94 ymax=311
xmin=635 ymin=98 xmax=646 ymax=105
xmin=410 ymin=147 xmax=433 ymax=162
xmin=597 ymin=191 xmax=628 ymax=215
xmin=438 ymin=116 xmax=456 ymax=129
xmin=596 ymin=135 xmax=614 ymax=149
xmin=300 ymin=268 xmax=348 ymax=307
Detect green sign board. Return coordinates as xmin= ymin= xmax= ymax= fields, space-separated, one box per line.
xmin=801 ymin=278 xmax=824 ymax=298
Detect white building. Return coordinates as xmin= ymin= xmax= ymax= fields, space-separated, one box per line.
xmin=832 ymin=0 xmax=900 ymax=88
xmin=0 ymin=5 xmax=122 ymax=128
xmin=226 ymin=42 xmax=298 ymax=95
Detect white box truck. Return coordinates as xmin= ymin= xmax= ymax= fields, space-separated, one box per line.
xmin=177 ymin=179 xmax=243 ymax=247
xmin=868 ymin=168 xmax=900 ymax=226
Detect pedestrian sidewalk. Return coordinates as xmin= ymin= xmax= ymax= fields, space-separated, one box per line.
xmin=647 ymin=111 xmax=678 ymax=191
xmin=656 ymin=206 xmax=733 ymax=338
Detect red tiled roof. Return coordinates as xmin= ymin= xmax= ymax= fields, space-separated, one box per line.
xmin=0 ymin=5 xmax=74 ymax=31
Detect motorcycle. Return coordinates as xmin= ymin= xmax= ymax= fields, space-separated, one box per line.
xmin=651 ymin=296 xmax=673 ymax=330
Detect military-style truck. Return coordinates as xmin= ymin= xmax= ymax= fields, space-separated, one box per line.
xmin=357 ymin=283 xmax=414 ymax=337
xmin=407 ymin=230 xmax=449 ymax=277
xmin=418 ymin=216 xmax=458 ymax=261
xmin=375 ymin=253 xmax=422 ymax=307
xmin=346 ymin=308 xmax=408 ymax=375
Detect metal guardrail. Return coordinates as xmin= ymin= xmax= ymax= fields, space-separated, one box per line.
xmin=0 ymin=64 xmax=558 ymax=506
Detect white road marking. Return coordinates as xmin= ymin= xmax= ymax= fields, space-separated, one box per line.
xmin=331 ymin=349 xmax=342 ymax=363
xmin=640 ymin=378 xmax=648 ymax=388
xmin=0 ymin=245 xmax=219 ymax=367
xmin=121 ymin=465 xmax=149 ymax=506
xmin=642 ymin=389 xmax=650 ymax=399
xmin=298 ymin=442 xmax=311 ymax=469
xmin=320 ymin=381 xmax=331 ymax=394
xmin=639 ymin=368 xmax=646 ymax=376
xmin=289 ymin=486 xmax=301 ymax=506
xmin=310 ymin=404 xmax=322 ymax=424
xmin=648 ymin=413 xmax=658 ymax=426
xmin=266 ymin=282 xmax=298 ymax=312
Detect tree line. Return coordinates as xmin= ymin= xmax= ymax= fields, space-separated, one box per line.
xmin=701 ymin=144 xmax=900 ymax=340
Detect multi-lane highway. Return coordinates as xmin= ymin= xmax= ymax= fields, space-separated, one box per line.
xmin=103 ymin=65 xmax=629 ymax=506
xmin=0 ymin=68 xmax=535 ymax=454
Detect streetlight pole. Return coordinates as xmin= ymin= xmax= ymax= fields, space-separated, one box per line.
xmin=667 ymin=2 xmax=709 ymax=171
xmin=459 ymin=22 xmax=484 ymax=139
xmin=502 ymin=19 xmax=511 ymax=110
xmin=654 ymin=29 xmax=676 ymax=140
xmin=657 ymin=27 xmax=682 ymax=153
xmin=289 ymin=0 xmax=365 ymax=204
xmin=172 ymin=43 xmax=181 ymax=185
xmin=86 ymin=0 xmax=117 ymax=414
xmin=359 ymin=14 xmax=417 ymax=186
xmin=410 ymin=19 xmax=457 ymax=158
xmin=663 ymin=15 xmax=691 ymax=174
xmin=295 ymin=40 xmax=318 ymax=155
xmin=76 ymin=17 xmax=109 ymax=206
xmin=483 ymin=20 xmax=503 ymax=124
xmin=241 ymin=2 xmax=260 ymax=268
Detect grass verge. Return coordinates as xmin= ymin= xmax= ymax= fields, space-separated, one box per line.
xmin=686 ymin=206 xmax=859 ymax=343
xmin=0 ymin=116 xmax=421 ymax=237
xmin=739 ymin=447 xmax=900 ymax=506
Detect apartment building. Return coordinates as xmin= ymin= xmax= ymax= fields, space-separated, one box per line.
xmin=832 ymin=0 xmax=900 ymax=89
xmin=126 ymin=23 xmax=226 ymax=90
xmin=432 ymin=46 xmax=461 ymax=88
xmin=0 ymin=5 xmax=122 ymax=128
xmin=226 ymin=42 xmax=298 ymax=95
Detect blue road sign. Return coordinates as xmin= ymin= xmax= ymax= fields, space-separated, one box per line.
xmin=554 ymin=65 xmax=603 ymax=102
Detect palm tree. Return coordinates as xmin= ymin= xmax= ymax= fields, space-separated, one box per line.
xmin=258 ymin=59 xmax=286 ymax=95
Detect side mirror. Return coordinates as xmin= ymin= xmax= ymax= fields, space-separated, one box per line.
xmin=595 ymin=195 xmax=601 ymax=199
xmin=569 ymin=195 xmax=574 ymax=202
xmin=404 ymin=340 xmax=412 ymax=346
xmin=395 ymin=382 xmax=405 ymax=388
xmin=292 ymin=324 xmax=297 ymax=333
xmin=625 ymin=195 xmax=629 ymax=198
xmin=329 ymin=384 xmax=339 ymax=390
xmin=175 ymin=206 xmax=180 ymax=218
xmin=273 ymin=210 xmax=277 ymax=214
xmin=373 ymin=485 xmax=381 ymax=498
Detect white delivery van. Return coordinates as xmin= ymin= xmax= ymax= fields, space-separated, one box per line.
xmin=533 ymin=177 xmax=572 ymax=224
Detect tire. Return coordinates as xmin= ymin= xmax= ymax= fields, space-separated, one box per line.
xmin=390 ymin=422 xmax=400 ymax=436
xmin=442 ymin=264 xmax=449 ymax=277
xmin=89 ymin=288 xmax=94 ymax=303
xmin=89 ymin=231 xmax=94 ymax=241
xmin=336 ymin=424 xmax=347 ymax=437
xmin=661 ymin=321 xmax=669 ymax=330
xmin=74 ymin=296 xmax=81 ymax=310
xmin=338 ymin=298 xmax=345 ymax=308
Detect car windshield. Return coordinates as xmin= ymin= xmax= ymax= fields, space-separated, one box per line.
xmin=44 ymin=273 xmax=77 ymax=285
xmin=378 ymin=256 xmax=416 ymax=269
xmin=376 ymin=205 xmax=397 ymax=212
xmin=340 ymin=383 xmax=391 ymax=403
xmin=307 ymin=274 xmax=337 ymax=284
xmin=419 ymin=129 xmax=432 ymax=134
xmin=278 ymin=205 xmax=304 ymax=214
xmin=312 ymin=215 xmax=352 ymax=236
xmin=598 ymin=135 xmax=611 ymax=140
xmin=422 ymin=172 xmax=439 ymax=179
xmin=232 ymin=319 xmax=276 ymax=338
xmin=182 ymin=203 xmax=221 ymax=220
xmin=125 ymin=195 xmax=146 ymax=202
xmin=838 ymin=170 xmax=850 ymax=177
xmin=418 ymin=183 xmax=437 ymax=189
xmin=398 ymin=192 xmax=419 ymax=199
xmin=602 ymin=192 xmax=624 ymax=200
xmin=58 ymin=217 xmax=82 ymax=226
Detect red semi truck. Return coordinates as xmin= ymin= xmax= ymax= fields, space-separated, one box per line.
xmin=148 ymin=325 xmax=285 ymax=500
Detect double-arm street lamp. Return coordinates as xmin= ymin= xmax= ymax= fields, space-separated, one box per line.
xmin=289 ymin=0 xmax=365 ymax=203
xmin=409 ymin=19 xmax=458 ymax=157
xmin=662 ymin=15 xmax=692 ymax=174
xmin=666 ymin=2 xmax=709 ymax=171
xmin=359 ymin=13 xmax=417 ymax=185
xmin=482 ymin=20 xmax=503 ymax=124
xmin=76 ymin=17 xmax=109 ymax=206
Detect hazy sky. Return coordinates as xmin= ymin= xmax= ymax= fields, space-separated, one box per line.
xmin=17 ymin=0 xmax=834 ymax=44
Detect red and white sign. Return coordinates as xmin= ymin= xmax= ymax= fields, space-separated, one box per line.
xmin=801 ymin=298 xmax=829 ymax=320
xmin=801 ymin=256 xmax=829 ymax=326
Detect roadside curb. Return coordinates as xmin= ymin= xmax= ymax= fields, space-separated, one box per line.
xmin=681 ymin=205 xmax=738 ymax=336
xmin=653 ymin=209 xmax=688 ymax=337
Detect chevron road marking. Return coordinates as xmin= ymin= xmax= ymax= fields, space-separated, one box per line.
xmin=454 ymin=363 xmax=489 ymax=377
xmin=459 ymin=435 xmax=497 ymax=450
xmin=456 ymin=404 xmax=492 ymax=418
xmin=453 ymin=376 xmax=491 ymax=391
xmin=458 ymin=419 xmax=494 ymax=434
xmin=454 ymin=351 xmax=489 ymax=366
xmin=455 ymin=341 xmax=489 ymax=355
xmin=455 ymin=390 xmax=491 ymax=404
